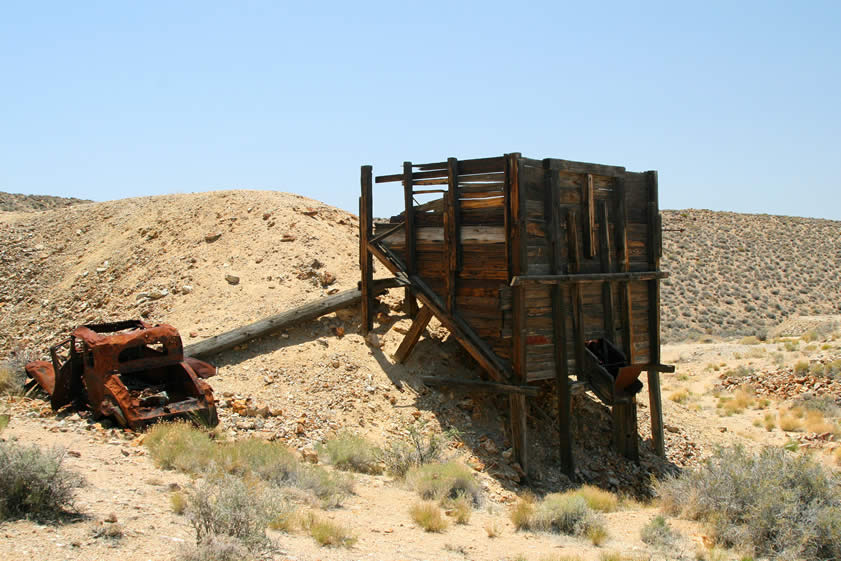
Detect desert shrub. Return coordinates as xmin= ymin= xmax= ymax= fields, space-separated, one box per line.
xmin=656 ymin=445 xmax=841 ymax=560
xmin=587 ymin=523 xmax=608 ymax=546
xmin=740 ymin=336 xmax=760 ymax=345
xmin=0 ymin=360 xmax=25 ymax=396
xmin=803 ymin=410 xmax=838 ymax=435
xmin=91 ymin=521 xmax=124 ymax=539
xmin=669 ymin=389 xmax=689 ymax=403
xmin=640 ymin=514 xmax=677 ymax=547
xmin=0 ymin=441 xmax=84 ymax=520
xmin=176 ymin=535 xmax=255 ymax=561
xmin=510 ymin=493 xmax=536 ymax=530
xmin=317 ymin=431 xmax=381 ymax=474
xmin=185 ymin=475 xmax=286 ymax=550
xmin=378 ymin=421 xmax=450 ymax=477
xmin=567 ymin=485 xmax=618 ymax=513
xmin=298 ymin=511 xmax=357 ymax=547
xmin=145 ymin=421 xmax=217 ymax=473
xmin=778 ymin=409 xmax=803 ymax=432
xmin=406 ymin=461 xmax=480 ymax=505
xmin=763 ymin=413 xmax=776 ymax=431
xmin=484 ymin=519 xmax=502 ymax=537
xmin=410 ymin=501 xmax=448 ymax=532
xmin=532 ymin=494 xmax=605 ymax=538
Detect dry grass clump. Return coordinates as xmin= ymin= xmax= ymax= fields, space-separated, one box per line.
xmin=510 ymin=493 xmax=536 ymax=530
xmin=598 ymin=553 xmax=648 ymax=561
xmin=176 ymin=535 xmax=255 ymax=561
xmin=778 ymin=409 xmax=803 ymax=432
xmin=0 ymin=360 xmax=25 ymax=396
xmin=717 ymin=387 xmax=756 ymax=416
xmin=833 ymin=448 xmax=841 ymax=466
xmin=640 ymin=514 xmax=677 ymax=547
xmin=484 ymin=519 xmax=502 ymax=537
xmin=794 ymin=360 xmax=810 ymax=374
xmin=657 ymin=445 xmax=841 ymax=560
xmin=443 ymin=493 xmax=472 ymax=524
xmin=669 ymin=389 xmax=689 ymax=403
xmin=406 ymin=461 xmax=480 ymax=505
xmin=740 ymin=336 xmax=760 ymax=345
xmin=567 ymin=485 xmax=618 ymax=513
xmin=0 ymin=441 xmax=84 ymax=520
xmin=410 ymin=501 xmax=449 ymax=532
xmin=145 ymin=424 xmax=352 ymax=508
xmin=171 ymin=490 xmax=187 ymax=514
xmin=317 ymin=431 xmax=381 ymax=474
xmin=297 ymin=510 xmax=357 ymax=547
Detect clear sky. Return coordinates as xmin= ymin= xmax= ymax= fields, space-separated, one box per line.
xmin=1 ymin=1 xmax=839 ymax=219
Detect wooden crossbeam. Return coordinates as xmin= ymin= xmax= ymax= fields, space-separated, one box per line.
xmin=394 ymin=306 xmax=433 ymax=363
xmin=420 ymin=376 xmax=540 ymax=396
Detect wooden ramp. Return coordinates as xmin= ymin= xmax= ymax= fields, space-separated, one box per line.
xmin=360 ymin=154 xmax=672 ymax=478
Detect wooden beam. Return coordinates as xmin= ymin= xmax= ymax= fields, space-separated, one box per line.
xmin=612 ymin=396 xmax=639 ymax=461
xmin=360 ymin=166 xmax=374 ymax=335
xmin=394 ymin=305 xmax=433 ymax=363
xmin=510 ymin=271 xmax=669 ymax=286
xmin=445 ymin=157 xmax=459 ymax=314
xmin=542 ymin=158 xmax=626 ymax=178
xmin=403 ymin=161 xmax=418 ymax=318
xmin=544 ymin=159 xmax=573 ymax=476
xmin=184 ymin=278 xmax=402 ymax=359
xmin=420 ymin=376 xmax=540 ymax=396
xmin=646 ymin=170 xmax=665 ymax=458
xmin=507 ymin=152 xmax=528 ymax=476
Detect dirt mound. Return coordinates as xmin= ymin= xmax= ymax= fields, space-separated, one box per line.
xmin=0 ymin=191 xmax=91 ymax=212
xmin=660 ymin=209 xmax=841 ymax=342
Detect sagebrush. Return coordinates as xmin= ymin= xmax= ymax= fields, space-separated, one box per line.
xmin=0 ymin=441 xmax=84 ymax=520
xmin=657 ymin=445 xmax=841 ymax=560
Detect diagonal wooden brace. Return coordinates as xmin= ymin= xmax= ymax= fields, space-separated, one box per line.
xmin=393 ymin=305 xmax=434 ymax=363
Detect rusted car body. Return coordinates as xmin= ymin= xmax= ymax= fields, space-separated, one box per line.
xmin=26 ymin=320 xmax=218 ymax=430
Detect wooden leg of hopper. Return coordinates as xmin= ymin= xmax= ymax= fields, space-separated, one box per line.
xmin=648 ymin=370 xmax=665 ymax=457
xmin=612 ymin=396 xmax=639 ymax=461
xmin=510 ymin=393 xmax=528 ymax=477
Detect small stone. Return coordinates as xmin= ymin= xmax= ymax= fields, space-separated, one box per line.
xmin=104 ymin=513 xmax=118 ymax=523
xmin=149 ymin=288 xmax=168 ymax=300
xmin=482 ymin=439 xmax=499 ymax=455
xmin=319 ymin=271 xmax=336 ymax=287
xmin=301 ymin=448 xmax=319 ymax=464
xmin=181 ymin=285 xmax=193 ymax=294
xmin=225 ymin=274 xmax=240 ymax=285
xmin=204 ymin=232 xmax=222 ymax=243
xmin=365 ymin=332 xmax=382 ymax=348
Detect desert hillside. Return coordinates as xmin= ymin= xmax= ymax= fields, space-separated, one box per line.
xmin=660 ymin=209 xmax=841 ymax=342
xmin=0 ymin=191 xmax=92 ymax=213
xmin=1 ymin=192 xmax=840 ymax=561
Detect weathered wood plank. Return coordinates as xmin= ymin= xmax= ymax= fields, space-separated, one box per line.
xmin=584 ymin=174 xmax=596 ymax=258
xmin=646 ymin=170 xmax=665 ymax=458
xmin=510 ymin=271 xmax=668 ymax=285
xmin=404 ymin=161 xmax=418 ymax=318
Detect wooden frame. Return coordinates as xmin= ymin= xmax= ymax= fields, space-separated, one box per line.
xmin=362 ymin=153 xmax=669 ymax=478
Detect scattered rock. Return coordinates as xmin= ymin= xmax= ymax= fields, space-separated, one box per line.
xmin=225 ymin=274 xmax=240 ymax=285
xmin=204 ymin=232 xmax=222 ymax=243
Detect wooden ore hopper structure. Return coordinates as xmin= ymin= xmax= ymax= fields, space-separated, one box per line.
xmin=360 ymin=153 xmax=673 ymax=476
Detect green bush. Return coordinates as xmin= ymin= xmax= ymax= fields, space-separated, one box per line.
xmin=378 ymin=420 xmax=451 ymax=477
xmin=145 ymin=425 xmax=352 ymax=508
xmin=657 ymin=445 xmax=841 ymax=560
xmin=640 ymin=515 xmax=677 ymax=547
xmin=317 ymin=431 xmax=381 ymax=474
xmin=532 ymin=494 xmax=605 ymax=538
xmin=406 ymin=461 xmax=481 ymax=505
xmin=0 ymin=441 xmax=84 ymax=520
xmin=186 ymin=476 xmax=286 ymax=550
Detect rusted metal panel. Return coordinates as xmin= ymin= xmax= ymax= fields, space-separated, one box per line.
xmin=25 ymin=320 xmax=218 ymax=430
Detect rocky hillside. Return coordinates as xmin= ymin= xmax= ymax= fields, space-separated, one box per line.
xmin=0 ymin=191 xmax=91 ymax=212
xmin=660 ymin=209 xmax=841 ymax=342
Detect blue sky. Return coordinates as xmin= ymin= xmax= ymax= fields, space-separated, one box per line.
xmin=1 ymin=1 xmax=839 ymax=219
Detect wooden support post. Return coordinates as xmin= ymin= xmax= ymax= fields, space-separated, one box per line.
xmin=403 ymin=161 xmax=418 ymax=318
xmin=544 ymin=160 xmax=573 ymax=476
xmin=566 ymin=210 xmax=585 ymax=377
xmin=507 ymin=153 xmax=528 ymax=476
xmin=646 ymin=170 xmax=665 ymax=457
xmin=445 ymin=157 xmax=459 ymax=314
xmin=612 ymin=396 xmax=639 ymax=461
xmin=360 ymin=165 xmax=374 ymax=336
xmin=394 ymin=306 xmax=433 ymax=363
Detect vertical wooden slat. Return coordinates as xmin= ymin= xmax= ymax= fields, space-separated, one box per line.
xmin=507 ymin=153 xmax=528 ymax=476
xmin=615 ymin=178 xmax=633 ymax=361
xmin=360 ymin=165 xmax=374 ymax=335
xmin=584 ymin=173 xmax=596 ymax=257
xmin=598 ymin=200 xmax=616 ymax=343
xmin=445 ymin=158 xmax=459 ymax=314
xmin=646 ymin=170 xmax=665 ymax=457
xmin=544 ymin=160 xmax=573 ymax=476
xmin=403 ymin=161 xmax=418 ymax=318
